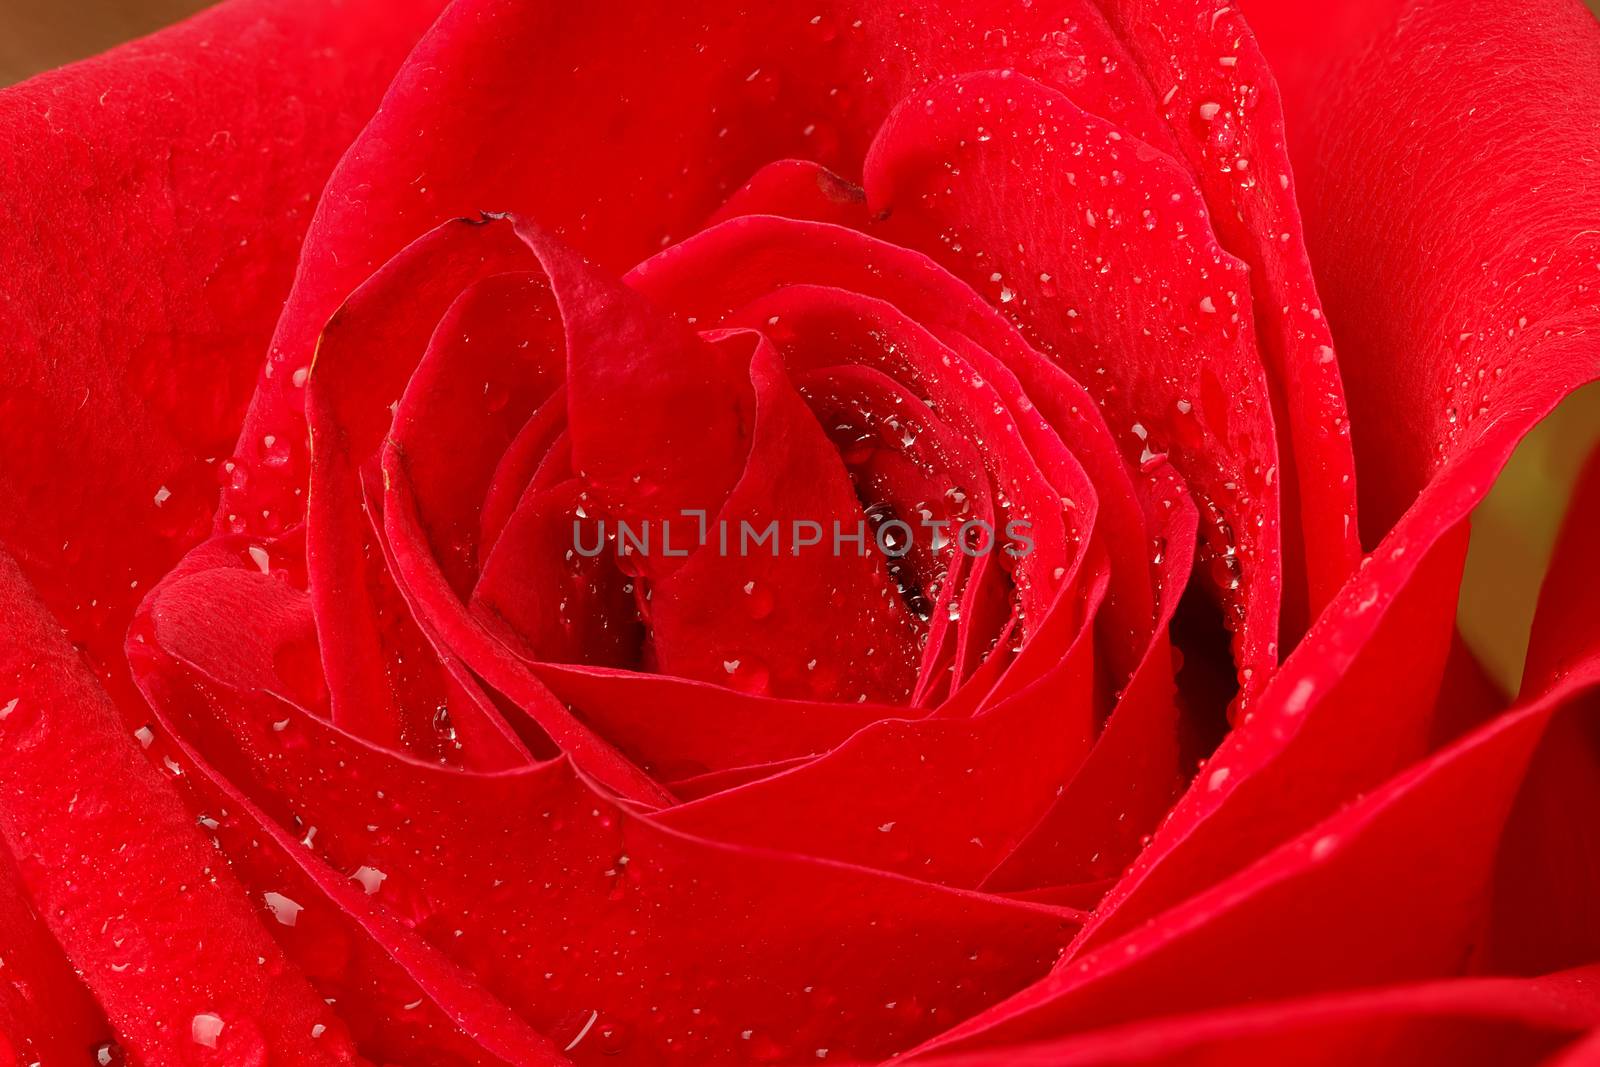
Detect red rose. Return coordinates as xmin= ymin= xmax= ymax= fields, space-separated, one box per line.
xmin=2 ymin=0 xmax=1599 ymax=1062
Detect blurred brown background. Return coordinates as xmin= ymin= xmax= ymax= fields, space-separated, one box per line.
xmin=0 ymin=0 xmax=212 ymax=85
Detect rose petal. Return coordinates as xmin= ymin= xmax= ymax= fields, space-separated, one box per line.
xmin=915 ymin=967 xmax=1600 ymax=1066
xmin=523 ymin=664 xmax=893 ymax=781
xmin=1523 ymin=446 xmax=1600 ymax=699
xmin=0 ymin=846 xmax=112 ymax=1061
xmin=655 ymin=560 xmax=1107 ymax=887
xmin=0 ymin=549 xmax=357 ymax=1064
xmin=915 ymin=666 xmax=1600 ymax=1054
xmin=1080 ymin=518 xmax=1468 ymax=948
xmin=515 ymin=223 xmax=753 ymax=556
xmin=863 ymin=69 xmax=1283 ymax=705
xmin=136 ymin=611 xmax=1084 ymax=1063
xmin=380 ymin=451 xmax=670 ymax=804
xmin=471 ymin=479 xmax=644 ymax=669
xmin=390 ymin=270 xmax=566 ymax=595
xmin=505 ymin=221 xmax=928 ymax=699
xmin=1243 ymin=0 xmax=1600 ymax=539
xmin=221 ymin=0 xmax=1243 ymax=547
xmin=0 ymin=0 xmax=445 ymax=664
xmin=1098 ymin=0 xmax=1363 ymax=627
xmin=1074 ymin=0 xmax=1600 ymax=946
xmin=718 ymin=284 xmax=1075 ymax=694
xmin=304 ymin=216 xmax=538 ymax=752
xmin=630 ymin=214 xmax=1157 ymax=685
xmin=129 ymin=573 xmax=566 ymax=1065
xmin=984 ymin=462 xmax=1199 ymax=890
xmin=642 ymin=334 xmax=925 ymax=702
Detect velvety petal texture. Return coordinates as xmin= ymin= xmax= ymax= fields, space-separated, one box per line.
xmin=1 ymin=0 xmax=1597 ymax=1063
xmin=0 ymin=548 xmax=360 ymax=1065
xmin=0 ymin=0 xmax=448 ymax=667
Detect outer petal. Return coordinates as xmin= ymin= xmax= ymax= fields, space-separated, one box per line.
xmin=1544 ymin=1029 xmax=1600 ymax=1067
xmin=1076 ymin=518 xmax=1467 ymax=947
xmin=129 ymin=553 xmax=568 ymax=1064
xmin=1074 ymin=0 xmax=1600 ymax=944
xmin=0 ymin=0 xmax=447 ymax=666
xmin=916 ymin=968 xmax=1600 ymax=1067
xmin=131 ymin=561 xmax=1083 ymax=1064
xmin=1242 ymin=0 xmax=1600 ymax=540
xmin=0 ymin=847 xmax=111 ymax=1063
xmin=0 ymin=549 xmax=359 ymax=1064
xmin=912 ymin=662 xmax=1600 ymax=1055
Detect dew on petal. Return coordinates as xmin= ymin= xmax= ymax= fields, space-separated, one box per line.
xmin=351 ymin=865 xmax=387 ymax=895
xmin=191 ymin=1013 xmax=224 ymax=1049
xmin=263 ymin=891 xmax=302 ymax=927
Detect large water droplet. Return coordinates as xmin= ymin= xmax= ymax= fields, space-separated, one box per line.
xmin=191 ymin=1013 xmax=224 ymax=1049
xmin=351 ymin=865 xmax=387 ymax=895
xmin=262 ymin=891 xmax=302 ymax=927
xmin=721 ymin=655 xmax=772 ymax=694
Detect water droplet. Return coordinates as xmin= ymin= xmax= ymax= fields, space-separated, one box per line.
xmin=351 ymin=866 xmax=386 ymax=895
xmin=1284 ymin=678 xmax=1315 ymax=715
xmin=720 ymin=651 xmax=773 ymax=694
xmin=191 ymin=1013 xmax=224 ymax=1049
xmin=263 ymin=891 xmax=302 ymax=927
xmin=596 ymin=1020 xmax=633 ymax=1056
